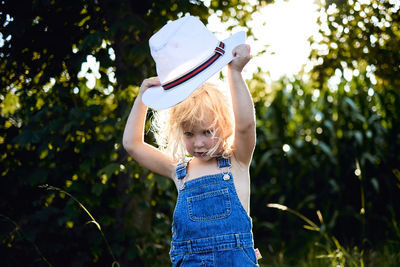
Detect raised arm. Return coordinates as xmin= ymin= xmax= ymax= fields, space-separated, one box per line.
xmin=122 ymin=77 xmax=176 ymax=179
xmin=228 ymin=44 xmax=256 ymax=165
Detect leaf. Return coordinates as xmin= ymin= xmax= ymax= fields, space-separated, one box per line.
xmin=97 ymin=163 xmax=120 ymax=179
xmin=2 ymin=92 xmax=20 ymax=115
xmin=91 ymin=183 xmax=104 ymax=196
xmin=12 ymin=130 xmax=33 ymax=147
xmin=354 ymin=113 xmax=366 ymax=123
xmin=371 ymin=178 xmax=379 ymax=193
xmin=317 ymin=141 xmax=336 ymax=163
xmin=354 ymin=131 xmax=363 ymax=145
xmin=323 ymin=120 xmax=335 ymax=135
xmin=155 ymin=175 xmax=171 ymax=191
xmin=361 ymin=152 xmax=376 ymax=165
xmin=86 ymin=220 xmax=101 ymax=231
xmin=303 ymin=225 xmax=320 ymax=231
xmin=343 ymin=97 xmax=358 ymax=112
xmin=367 ymin=114 xmax=380 ymax=124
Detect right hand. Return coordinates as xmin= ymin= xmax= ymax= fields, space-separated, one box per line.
xmin=140 ymin=77 xmax=161 ymax=94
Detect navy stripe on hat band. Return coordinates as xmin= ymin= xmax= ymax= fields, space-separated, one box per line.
xmin=162 ymin=42 xmax=225 ymax=90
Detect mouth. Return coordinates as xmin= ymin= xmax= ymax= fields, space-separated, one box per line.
xmin=194 ymin=152 xmax=208 ymax=157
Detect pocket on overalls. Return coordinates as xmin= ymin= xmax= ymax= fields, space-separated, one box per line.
xmin=239 ymin=247 xmax=259 ymax=266
xmin=187 ymin=188 xmax=231 ymax=222
xmin=170 ymin=253 xmax=187 ymax=267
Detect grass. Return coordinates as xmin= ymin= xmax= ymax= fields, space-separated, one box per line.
xmin=1 ymin=214 xmax=53 ymax=267
xmin=39 ymin=184 xmax=120 ymax=267
xmin=3 ymin=185 xmax=398 ymax=266
xmin=263 ymin=203 xmax=400 ymax=267
xmin=257 ymin=245 xmax=400 ymax=267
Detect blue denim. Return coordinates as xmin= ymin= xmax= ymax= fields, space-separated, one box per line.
xmin=170 ymin=157 xmax=259 ymax=266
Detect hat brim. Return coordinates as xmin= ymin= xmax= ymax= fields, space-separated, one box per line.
xmin=142 ymin=31 xmax=246 ymax=110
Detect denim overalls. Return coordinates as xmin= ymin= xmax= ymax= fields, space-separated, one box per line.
xmin=170 ymin=157 xmax=259 ymax=266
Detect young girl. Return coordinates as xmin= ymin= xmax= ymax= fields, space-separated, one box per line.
xmin=123 ymin=44 xmax=258 ymax=266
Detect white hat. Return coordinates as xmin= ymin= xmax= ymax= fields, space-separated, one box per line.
xmin=142 ymin=15 xmax=246 ymax=110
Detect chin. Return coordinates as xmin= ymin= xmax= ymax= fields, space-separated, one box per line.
xmin=199 ymin=156 xmax=213 ymax=161
xmin=193 ymin=153 xmax=213 ymax=161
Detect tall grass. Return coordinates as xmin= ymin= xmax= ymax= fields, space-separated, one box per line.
xmin=1 ymin=214 xmax=53 ymax=266
xmin=265 ymin=203 xmax=400 ymax=267
xmin=266 ymin=203 xmax=364 ymax=267
xmin=39 ymin=184 xmax=120 ymax=267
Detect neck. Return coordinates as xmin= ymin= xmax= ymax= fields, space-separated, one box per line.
xmin=192 ymin=156 xmax=217 ymax=166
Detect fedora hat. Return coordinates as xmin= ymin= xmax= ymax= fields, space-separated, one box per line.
xmin=142 ymin=15 xmax=246 ymax=110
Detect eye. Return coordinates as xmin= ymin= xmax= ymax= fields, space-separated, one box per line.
xmin=184 ymin=132 xmax=193 ymax=137
xmin=204 ymin=129 xmax=212 ymax=135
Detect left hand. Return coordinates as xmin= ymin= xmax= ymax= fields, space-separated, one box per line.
xmin=229 ymin=44 xmax=251 ymax=72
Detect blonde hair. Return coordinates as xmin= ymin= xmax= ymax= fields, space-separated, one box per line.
xmin=151 ymin=82 xmax=234 ymax=162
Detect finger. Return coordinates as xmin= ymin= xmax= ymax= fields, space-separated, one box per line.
xmin=244 ymin=44 xmax=251 ymax=53
xmin=232 ymin=47 xmax=238 ymax=57
xmin=145 ymin=77 xmax=160 ymax=84
xmin=141 ymin=77 xmax=161 ymax=88
xmin=232 ymin=44 xmax=250 ymax=58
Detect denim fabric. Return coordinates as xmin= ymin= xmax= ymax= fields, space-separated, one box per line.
xmin=170 ymin=157 xmax=258 ymax=266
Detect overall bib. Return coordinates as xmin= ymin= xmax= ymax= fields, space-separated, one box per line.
xmin=170 ymin=157 xmax=259 ymax=266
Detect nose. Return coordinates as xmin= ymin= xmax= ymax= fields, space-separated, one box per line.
xmin=193 ymin=136 xmax=204 ymax=148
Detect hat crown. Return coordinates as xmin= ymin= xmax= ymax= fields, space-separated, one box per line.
xmin=149 ymin=16 xmax=219 ymax=84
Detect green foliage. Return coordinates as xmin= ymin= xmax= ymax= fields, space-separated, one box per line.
xmin=0 ymin=0 xmax=264 ymax=265
xmin=250 ymin=67 xmax=400 ymax=263
xmin=249 ymin=0 xmax=400 ymax=264
xmin=1 ymin=0 xmax=400 ymax=266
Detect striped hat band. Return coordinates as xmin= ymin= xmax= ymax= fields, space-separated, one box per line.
xmin=162 ymin=42 xmax=225 ymax=90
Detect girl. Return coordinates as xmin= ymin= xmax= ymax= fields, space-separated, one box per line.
xmin=123 ymin=44 xmax=258 ymax=266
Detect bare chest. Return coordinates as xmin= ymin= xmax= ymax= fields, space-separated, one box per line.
xmin=176 ymin=159 xmax=251 ymax=214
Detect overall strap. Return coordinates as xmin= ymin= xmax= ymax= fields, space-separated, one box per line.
xmin=217 ymin=156 xmax=231 ymax=168
xmin=176 ymin=157 xmax=230 ymax=180
xmin=217 ymin=156 xmax=232 ymax=181
xmin=175 ymin=163 xmax=187 ymax=180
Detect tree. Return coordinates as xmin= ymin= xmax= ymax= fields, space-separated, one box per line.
xmin=310 ymin=0 xmax=400 ymax=244
xmin=250 ymin=0 xmax=400 ymax=261
xmin=0 ymin=0 xmax=267 ymax=265
xmin=2 ymin=0 xmax=399 ymax=265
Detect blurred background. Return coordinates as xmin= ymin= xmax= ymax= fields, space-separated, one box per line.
xmin=1 ymin=0 xmax=399 ymax=266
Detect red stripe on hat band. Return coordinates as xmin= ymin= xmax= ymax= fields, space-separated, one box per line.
xmin=162 ymin=42 xmax=225 ymax=90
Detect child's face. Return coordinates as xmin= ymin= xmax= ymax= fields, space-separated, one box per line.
xmin=182 ymin=118 xmax=220 ymax=161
